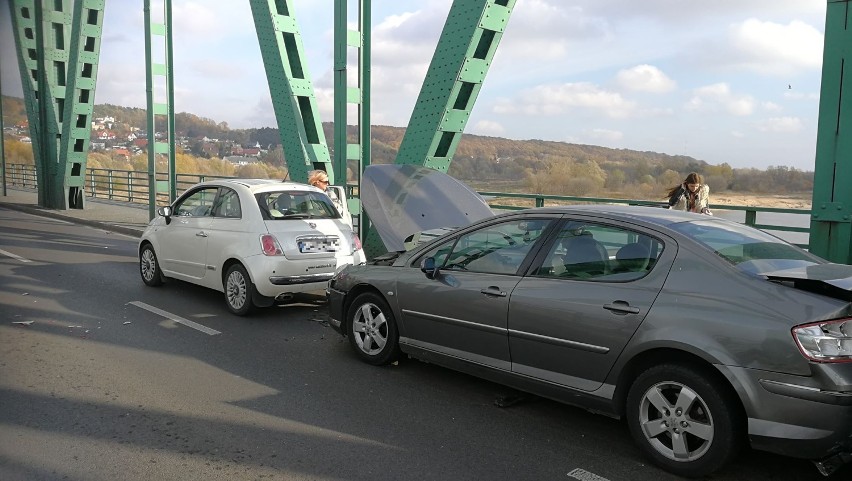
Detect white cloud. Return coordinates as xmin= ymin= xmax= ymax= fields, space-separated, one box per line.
xmin=472 ymin=120 xmax=506 ymax=136
xmin=494 ymin=82 xmax=636 ymax=118
xmin=685 ymin=83 xmax=755 ymax=116
xmin=756 ymin=116 xmax=804 ymax=133
xmin=615 ymin=65 xmax=676 ymax=93
xmin=584 ymin=128 xmax=623 ymax=142
xmin=726 ymin=19 xmax=823 ymax=75
xmin=762 ymin=101 xmax=782 ymax=112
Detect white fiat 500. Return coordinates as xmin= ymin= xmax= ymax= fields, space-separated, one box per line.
xmin=138 ymin=178 xmax=365 ymax=315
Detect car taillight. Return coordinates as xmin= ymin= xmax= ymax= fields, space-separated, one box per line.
xmin=260 ymin=234 xmax=283 ymax=256
xmin=352 ymin=232 xmax=362 ymax=252
xmin=793 ymin=317 xmax=852 ymax=363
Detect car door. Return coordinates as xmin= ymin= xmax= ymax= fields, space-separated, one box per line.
xmin=204 ymin=186 xmax=245 ymax=287
xmin=395 ymin=217 xmax=557 ymax=370
xmin=507 ymin=219 xmax=675 ymax=392
xmin=156 ymin=186 xmax=217 ymax=280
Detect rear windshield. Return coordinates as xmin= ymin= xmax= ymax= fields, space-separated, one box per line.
xmin=256 ymin=190 xmax=340 ymax=220
xmin=669 ymin=219 xmax=823 ymax=274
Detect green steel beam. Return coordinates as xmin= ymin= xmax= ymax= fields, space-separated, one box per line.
xmin=810 ymin=0 xmax=852 ymax=264
xmin=334 ymin=0 xmax=371 ymax=239
xmin=9 ymin=0 xmax=104 ymax=209
xmin=57 ymin=0 xmax=106 ymax=209
xmin=363 ymin=0 xmax=515 ymax=257
xmin=249 ymin=0 xmax=331 ymax=183
xmin=1 ymin=49 xmax=6 ymax=197
xmin=394 ymin=0 xmax=515 ymax=171
xmin=144 ymin=0 xmax=176 ymax=219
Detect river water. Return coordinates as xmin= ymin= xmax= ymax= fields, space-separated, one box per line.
xmin=713 ymin=209 xmax=810 ymax=246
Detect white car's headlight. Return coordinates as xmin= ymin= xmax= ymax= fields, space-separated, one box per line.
xmin=793 ymin=317 xmax=852 ymax=362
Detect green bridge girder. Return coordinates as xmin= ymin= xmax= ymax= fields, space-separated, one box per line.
xmin=394 ymin=0 xmax=515 ymax=171
xmin=9 ymin=0 xmax=104 ymax=209
xmin=810 ymin=0 xmax=852 ymax=264
xmin=249 ymin=0 xmax=332 ymax=184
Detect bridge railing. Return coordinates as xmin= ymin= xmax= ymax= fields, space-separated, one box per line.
xmin=4 ymin=163 xmax=811 ymax=246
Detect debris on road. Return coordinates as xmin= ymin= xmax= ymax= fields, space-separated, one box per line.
xmin=12 ymin=320 xmax=34 ymax=326
xmin=123 ymin=321 xmax=131 ymax=325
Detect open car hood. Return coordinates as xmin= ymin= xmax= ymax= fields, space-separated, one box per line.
xmin=361 ymin=164 xmax=494 ymax=252
xmin=761 ymin=263 xmax=852 ymax=302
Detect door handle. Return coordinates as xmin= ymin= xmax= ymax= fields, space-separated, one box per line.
xmin=196 ymin=231 xmax=208 ymax=237
xmin=480 ymin=287 xmax=507 ymax=297
xmin=603 ymin=302 xmax=640 ymax=314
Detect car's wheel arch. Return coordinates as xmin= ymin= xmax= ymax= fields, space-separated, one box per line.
xmin=342 ymin=284 xmax=397 ymax=335
xmin=613 ymin=348 xmax=747 ymax=426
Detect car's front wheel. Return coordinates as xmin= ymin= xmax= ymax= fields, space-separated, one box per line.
xmin=139 ymin=243 xmax=164 ymax=287
xmin=224 ymin=263 xmax=256 ymax=316
xmin=346 ymin=292 xmax=401 ymax=365
xmin=626 ymin=363 xmax=743 ymax=478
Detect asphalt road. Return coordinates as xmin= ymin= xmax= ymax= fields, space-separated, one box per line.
xmin=1 ymin=207 xmax=850 ymax=481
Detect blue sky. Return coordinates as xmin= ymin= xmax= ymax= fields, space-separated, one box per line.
xmin=1 ymin=0 xmax=828 ymax=170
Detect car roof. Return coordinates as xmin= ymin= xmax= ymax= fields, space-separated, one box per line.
xmin=194 ymin=178 xmax=322 ymax=194
xmin=498 ymin=204 xmax=719 ymax=228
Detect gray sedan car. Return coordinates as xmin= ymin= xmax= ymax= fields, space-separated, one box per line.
xmin=327 ymin=205 xmax=852 ymax=478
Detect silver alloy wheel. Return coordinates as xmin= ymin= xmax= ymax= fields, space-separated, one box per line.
xmin=226 ymin=269 xmax=248 ymax=310
xmin=352 ymin=302 xmax=388 ymax=355
xmin=140 ymin=248 xmax=157 ymax=282
xmin=638 ymin=381 xmax=715 ymax=462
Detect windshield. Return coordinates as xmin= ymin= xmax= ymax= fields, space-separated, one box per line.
xmin=256 ymin=190 xmax=340 ymax=220
xmin=669 ymin=219 xmax=823 ymax=274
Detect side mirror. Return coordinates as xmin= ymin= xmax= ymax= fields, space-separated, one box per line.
xmin=157 ymin=206 xmax=172 ymax=224
xmin=420 ymin=256 xmax=439 ymax=279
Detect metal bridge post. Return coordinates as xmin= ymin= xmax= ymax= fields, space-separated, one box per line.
xmin=810 ymin=0 xmax=852 ymax=264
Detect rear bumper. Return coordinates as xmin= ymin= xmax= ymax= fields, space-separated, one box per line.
xmin=245 ymin=253 xmax=358 ymax=297
xmin=719 ymin=364 xmax=852 ymax=460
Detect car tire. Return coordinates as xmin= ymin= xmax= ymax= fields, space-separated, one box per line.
xmin=139 ymin=243 xmax=164 ymax=287
xmin=346 ymin=292 xmax=402 ymax=366
xmin=626 ymin=363 xmax=743 ymax=478
xmin=224 ymin=263 xmax=256 ymax=316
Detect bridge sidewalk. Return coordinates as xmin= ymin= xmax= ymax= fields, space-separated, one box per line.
xmin=0 ymin=188 xmax=150 ymax=237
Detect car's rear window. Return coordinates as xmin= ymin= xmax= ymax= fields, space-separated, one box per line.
xmin=256 ymin=191 xmax=340 ymax=220
xmin=669 ymin=219 xmax=823 ymax=274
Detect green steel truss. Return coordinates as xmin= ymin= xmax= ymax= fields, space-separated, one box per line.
xmin=249 ymin=0 xmax=332 ymax=183
xmin=334 ymin=0 xmax=370 ymax=238
xmin=9 ymin=0 xmax=105 ymax=209
xmin=144 ymin=0 xmax=177 ymax=219
xmin=810 ymin=0 xmax=852 ymax=263
xmin=394 ymin=0 xmax=516 ymax=171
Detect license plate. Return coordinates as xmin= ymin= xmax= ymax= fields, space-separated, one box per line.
xmin=298 ymin=236 xmax=340 ymax=253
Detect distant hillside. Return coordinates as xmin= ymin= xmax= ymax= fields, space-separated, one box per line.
xmin=3 ymin=95 xmax=813 ymax=195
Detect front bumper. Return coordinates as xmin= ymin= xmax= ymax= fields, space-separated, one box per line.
xmin=327 ymin=286 xmax=346 ymax=335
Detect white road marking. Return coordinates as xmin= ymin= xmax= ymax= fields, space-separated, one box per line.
xmin=0 ymin=248 xmax=32 ymax=263
xmin=567 ymin=468 xmax=611 ymax=481
xmin=128 ymin=301 xmax=221 ymax=336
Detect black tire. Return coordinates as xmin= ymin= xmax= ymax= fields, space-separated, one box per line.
xmin=139 ymin=243 xmax=164 ymax=287
xmin=626 ymin=363 xmax=743 ymax=478
xmin=223 ymin=263 xmax=256 ymax=316
xmin=346 ymin=292 xmax=402 ymax=365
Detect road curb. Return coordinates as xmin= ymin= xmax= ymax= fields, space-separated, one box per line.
xmin=0 ymin=201 xmax=145 ymax=238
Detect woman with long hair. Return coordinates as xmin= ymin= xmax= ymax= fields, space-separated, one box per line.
xmin=666 ymin=172 xmax=711 ymax=214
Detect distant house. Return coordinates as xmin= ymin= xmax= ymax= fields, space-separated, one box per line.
xmin=20 ymin=136 xmax=32 ymax=143
xmin=90 ymin=142 xmax=106 ymax=150
xmin=133 ymin=138 xmax=148 ymax=149
xmin=127 ymin=133 xmax=137 ymax=141
xmin=225 ymin=155 xmax=257 ymax=166
xmin=243 ymin=148 xmax=261 ymax=156
xmin=112 ymin=148 xmax=130 ymax=159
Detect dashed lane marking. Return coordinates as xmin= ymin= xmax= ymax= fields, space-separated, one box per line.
xmin=128 ymin=301 xmax=221 ymax=336
xmin=0 ymin=248 xmax=32 ymax=263
xmin=567 ymin=468 xmax=611 ymax=481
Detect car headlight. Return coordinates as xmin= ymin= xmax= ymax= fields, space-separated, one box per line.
xmin=793 ymin=317 xmax=852 ymax=363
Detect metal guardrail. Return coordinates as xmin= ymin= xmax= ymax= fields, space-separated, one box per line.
xmin=4 ymin=163 xmax=811 ymax=246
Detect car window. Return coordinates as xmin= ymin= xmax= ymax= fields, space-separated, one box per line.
xmin=436 ymin=219 xmax=552 ymax=275
xmin=669 ymin=219 xmax=821 ymax=273
xmin=256 ymin=191 xmax=340 ymax=220
xmin=531 ymin=221 xmax=663 ymax=281
xmin=212 ymin=188 xmax=241 ymax=218
xmin=174 ymin=187 xmax=218 ymax=217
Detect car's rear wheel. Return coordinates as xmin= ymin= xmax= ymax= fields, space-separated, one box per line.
xmin=224 ymin=263 xmax=256 ymax=316
xmin=346 ymin=292 xmax=401 ymax=365
xmin=626 ymin=364 xmax=742 ymax=478
xmin=139 ymin=243 xmax=164 ymax=287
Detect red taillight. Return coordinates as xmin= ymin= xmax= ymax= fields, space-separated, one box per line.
xmin=260 ymin=234 xmax=283 ymax=256
xmin=352 ymin=233 xmax=362 ymax=251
